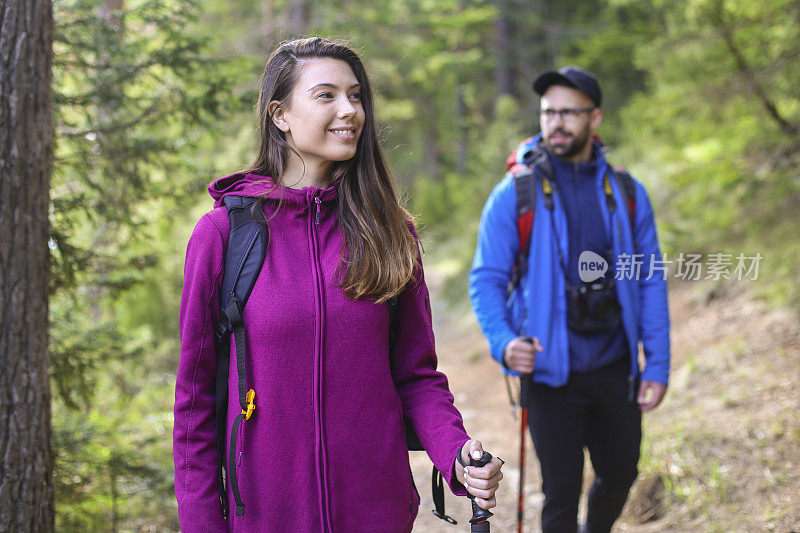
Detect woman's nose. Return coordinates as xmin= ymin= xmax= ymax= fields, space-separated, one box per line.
xmin=337 ymin=96 xmax=356 ymax=117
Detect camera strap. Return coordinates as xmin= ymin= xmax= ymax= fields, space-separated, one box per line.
xmin=540 ymin=171 xmax=619 ymax=289
xmin=538 ymin=176 xmax=571 ymax=286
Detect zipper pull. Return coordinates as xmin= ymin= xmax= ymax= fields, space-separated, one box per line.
xmin=314 ymin=196 xmax=321 ymax=225
xmin=628 ymin=376 xmax=635 ymax=402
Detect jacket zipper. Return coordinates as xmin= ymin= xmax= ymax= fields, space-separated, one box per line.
xmin=309 ymin=191 xmax=333 ymax=532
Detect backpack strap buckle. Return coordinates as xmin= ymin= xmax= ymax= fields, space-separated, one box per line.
xmin=215 ymin=322 xmax=231 ymax=343
xmin=242 ymin=389 xmax=255 ymax=420
xmin=432 ymin=510 xmax=458 ymax=525
xmin=223 ymin=295 xmax=243 ymax=327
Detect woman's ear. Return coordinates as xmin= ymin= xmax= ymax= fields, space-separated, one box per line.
xmin=268 ymin=100 xmax=290 ymax=133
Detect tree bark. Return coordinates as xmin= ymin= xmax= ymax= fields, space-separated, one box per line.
xmin=422 ymin=96 xmax=442 ymax=180
xmin=455 ymin=83 xmax=468 ymax=174
xmin=289 ymin=0 xmax=308 ymax=37
xmin=494 ymin=0 xmax=515 ymax=99
xmin=262 ymin=0 xmax=276 ymax=46
xmin=0 ymin=0 xmax=55 ymax=531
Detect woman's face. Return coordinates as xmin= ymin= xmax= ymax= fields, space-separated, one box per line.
xmin=272 ymin=58 xmax=365 ymax=173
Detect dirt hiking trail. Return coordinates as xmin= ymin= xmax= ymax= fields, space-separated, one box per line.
xmin=409 ymin=275 xmax=799 ymax=532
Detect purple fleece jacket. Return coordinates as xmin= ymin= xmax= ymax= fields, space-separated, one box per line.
xmin=174 ymin=173 xmax=470 ymax=532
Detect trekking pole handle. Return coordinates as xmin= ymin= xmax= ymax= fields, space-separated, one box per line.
xmin=467 ymin=451 xmax=494 ymax=532
xmin=519 ymin=335 xmax=535 ymax=400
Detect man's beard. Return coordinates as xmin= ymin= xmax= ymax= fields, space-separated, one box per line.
xmin=544 ymin=125 xmax=591 ymax=159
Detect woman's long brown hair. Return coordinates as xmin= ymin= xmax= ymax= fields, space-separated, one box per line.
xmin=244 ymin=37 xmax=417 ymax=303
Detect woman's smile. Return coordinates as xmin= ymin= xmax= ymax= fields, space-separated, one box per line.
xmin=328 ymin=126 xmax=357 ymax=141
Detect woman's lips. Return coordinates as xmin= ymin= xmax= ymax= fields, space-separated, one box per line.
xmin=329 ymin=128 xmax=357 ymax=141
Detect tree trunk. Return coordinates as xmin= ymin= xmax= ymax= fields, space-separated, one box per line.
xmin=518 ymin=0 xmax=557 ymax=96
xmin=455 ymin=83 xmax=468 ymax=174
xmin=422 ymin=96 xmax=441 ymax=180
xmin=262 ymin=0 xmax=276 ymax=46
xmin=289 ymin=0 xmax=308 ymax=37
xmin=494 ymin=0 xmax=515 ymax=99
xmin=454 ymin=0 xmax=468 ymax=174
xmin=0 ymin=0 xmax=56 ymax=531
xmin=110 ymin=461 xmax=119 ymax=533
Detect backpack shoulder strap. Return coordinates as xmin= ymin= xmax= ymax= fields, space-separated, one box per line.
xmin=215 ymin=194 xmax=268 ymax=518
xmin=220 ymin=195 xmax=269 ymax=310
xmin=507 ymin=144 xmax=547 ymax=295
xmin=609 ymin=166 xmax=637 ymax=252
xmin=511 ymin=163 xmax=536 ymax=258
xmin=609 ymin=165 xmax=637 ymax=231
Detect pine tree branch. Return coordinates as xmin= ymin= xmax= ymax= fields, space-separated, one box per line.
xmin=712 ymin=0 xmax=799 ymax=137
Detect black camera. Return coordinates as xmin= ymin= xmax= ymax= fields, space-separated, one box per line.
xmin=566 ymin=280 xmax=622 ymax=334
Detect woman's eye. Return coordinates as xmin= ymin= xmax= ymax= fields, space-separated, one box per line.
xmin=349 ymin=92 xmax=361 ymax=101
xmin=316 ymin=92 xmax=334 ymax=99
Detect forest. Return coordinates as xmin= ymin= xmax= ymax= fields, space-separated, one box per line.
xmin=1 ymin=0 xmax=798 ymax=531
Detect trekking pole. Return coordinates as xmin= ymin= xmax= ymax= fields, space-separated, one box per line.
xmin=517 ymin=336 xmax=534 ymax=533
xmin=517 ymin=374 xmax=530 ymax=533
xmin=467 ymin=451 xmax=494 ymax=532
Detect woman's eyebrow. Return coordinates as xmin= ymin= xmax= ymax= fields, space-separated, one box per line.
xmin=307 ymin=82 xmax=361 ymax=92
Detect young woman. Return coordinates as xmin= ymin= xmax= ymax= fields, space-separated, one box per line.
xmin=173 ymin=37 xmax=503 ymax=532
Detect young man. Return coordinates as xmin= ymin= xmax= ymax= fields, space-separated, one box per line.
xmin=469 ymin=66 xmax=671 ymax=533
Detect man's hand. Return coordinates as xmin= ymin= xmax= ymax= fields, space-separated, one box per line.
xmin=503 ymin=336 xmax=542 ymax=374
xmin=637 ymin=381 xmax=667 ymax=412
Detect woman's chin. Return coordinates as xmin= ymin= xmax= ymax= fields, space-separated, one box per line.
xmin=327 ymin=148 xmax=358 ymax=162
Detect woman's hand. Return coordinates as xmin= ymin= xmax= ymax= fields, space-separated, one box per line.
xmin=454 ymin=439 xmax=504 ymax=510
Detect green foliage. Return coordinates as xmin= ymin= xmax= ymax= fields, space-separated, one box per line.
xmin=312 ymin=0 xmax=498 ymax=187
xmin=413 ymin=96 xmax=526 ymax=306
xmin=412 ymin=95 xmax=525 ymax=232
xmin=47 ymin=0 xmax=800 ymax=528
xmin=53 ymin=365 xmax=176 ymax=531
xmin=558 ymin=0 xmax=664 ymax=144
xmin=617 ymin=0 xmax=800 ymax=302
xmin=50 ymin=0 xmax=240 ymax=528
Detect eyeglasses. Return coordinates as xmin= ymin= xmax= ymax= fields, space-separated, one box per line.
xmin=539 ymin=107 xmax=596 ymax=122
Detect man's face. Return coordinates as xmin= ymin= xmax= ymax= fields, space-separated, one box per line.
xmin=540 ymin=85 xmax=602 ymax=162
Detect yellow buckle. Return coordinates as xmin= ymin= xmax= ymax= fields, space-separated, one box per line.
xmin=242 ymin=389 xmax=255 ymax=420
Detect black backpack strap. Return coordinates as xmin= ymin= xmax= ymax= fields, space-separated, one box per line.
xmin=431 ymin=468 xmax=457 ymax=524
xmin=507 ymin=141 xmax=555 ymax=296
xmin=609 ymin=166 xmax=637 ymax=248
xmin=215 ymin=195 xmax=268 ymax=518
xmin=214 ymin=328 xmax=230 ymax=518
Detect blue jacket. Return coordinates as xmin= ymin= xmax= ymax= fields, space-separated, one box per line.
xmin=469 ymin=136 xmax=671 ymax=387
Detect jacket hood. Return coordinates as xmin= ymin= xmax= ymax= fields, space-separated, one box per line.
xmin=208 ymin=172 xmax=339 ymax=209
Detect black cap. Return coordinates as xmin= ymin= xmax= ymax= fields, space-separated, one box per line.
xmin=532 ymin=66 xmax=602 ymax=108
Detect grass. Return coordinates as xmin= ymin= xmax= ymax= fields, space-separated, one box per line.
xmin=619 ymin=281 xmax=800 ymax=531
